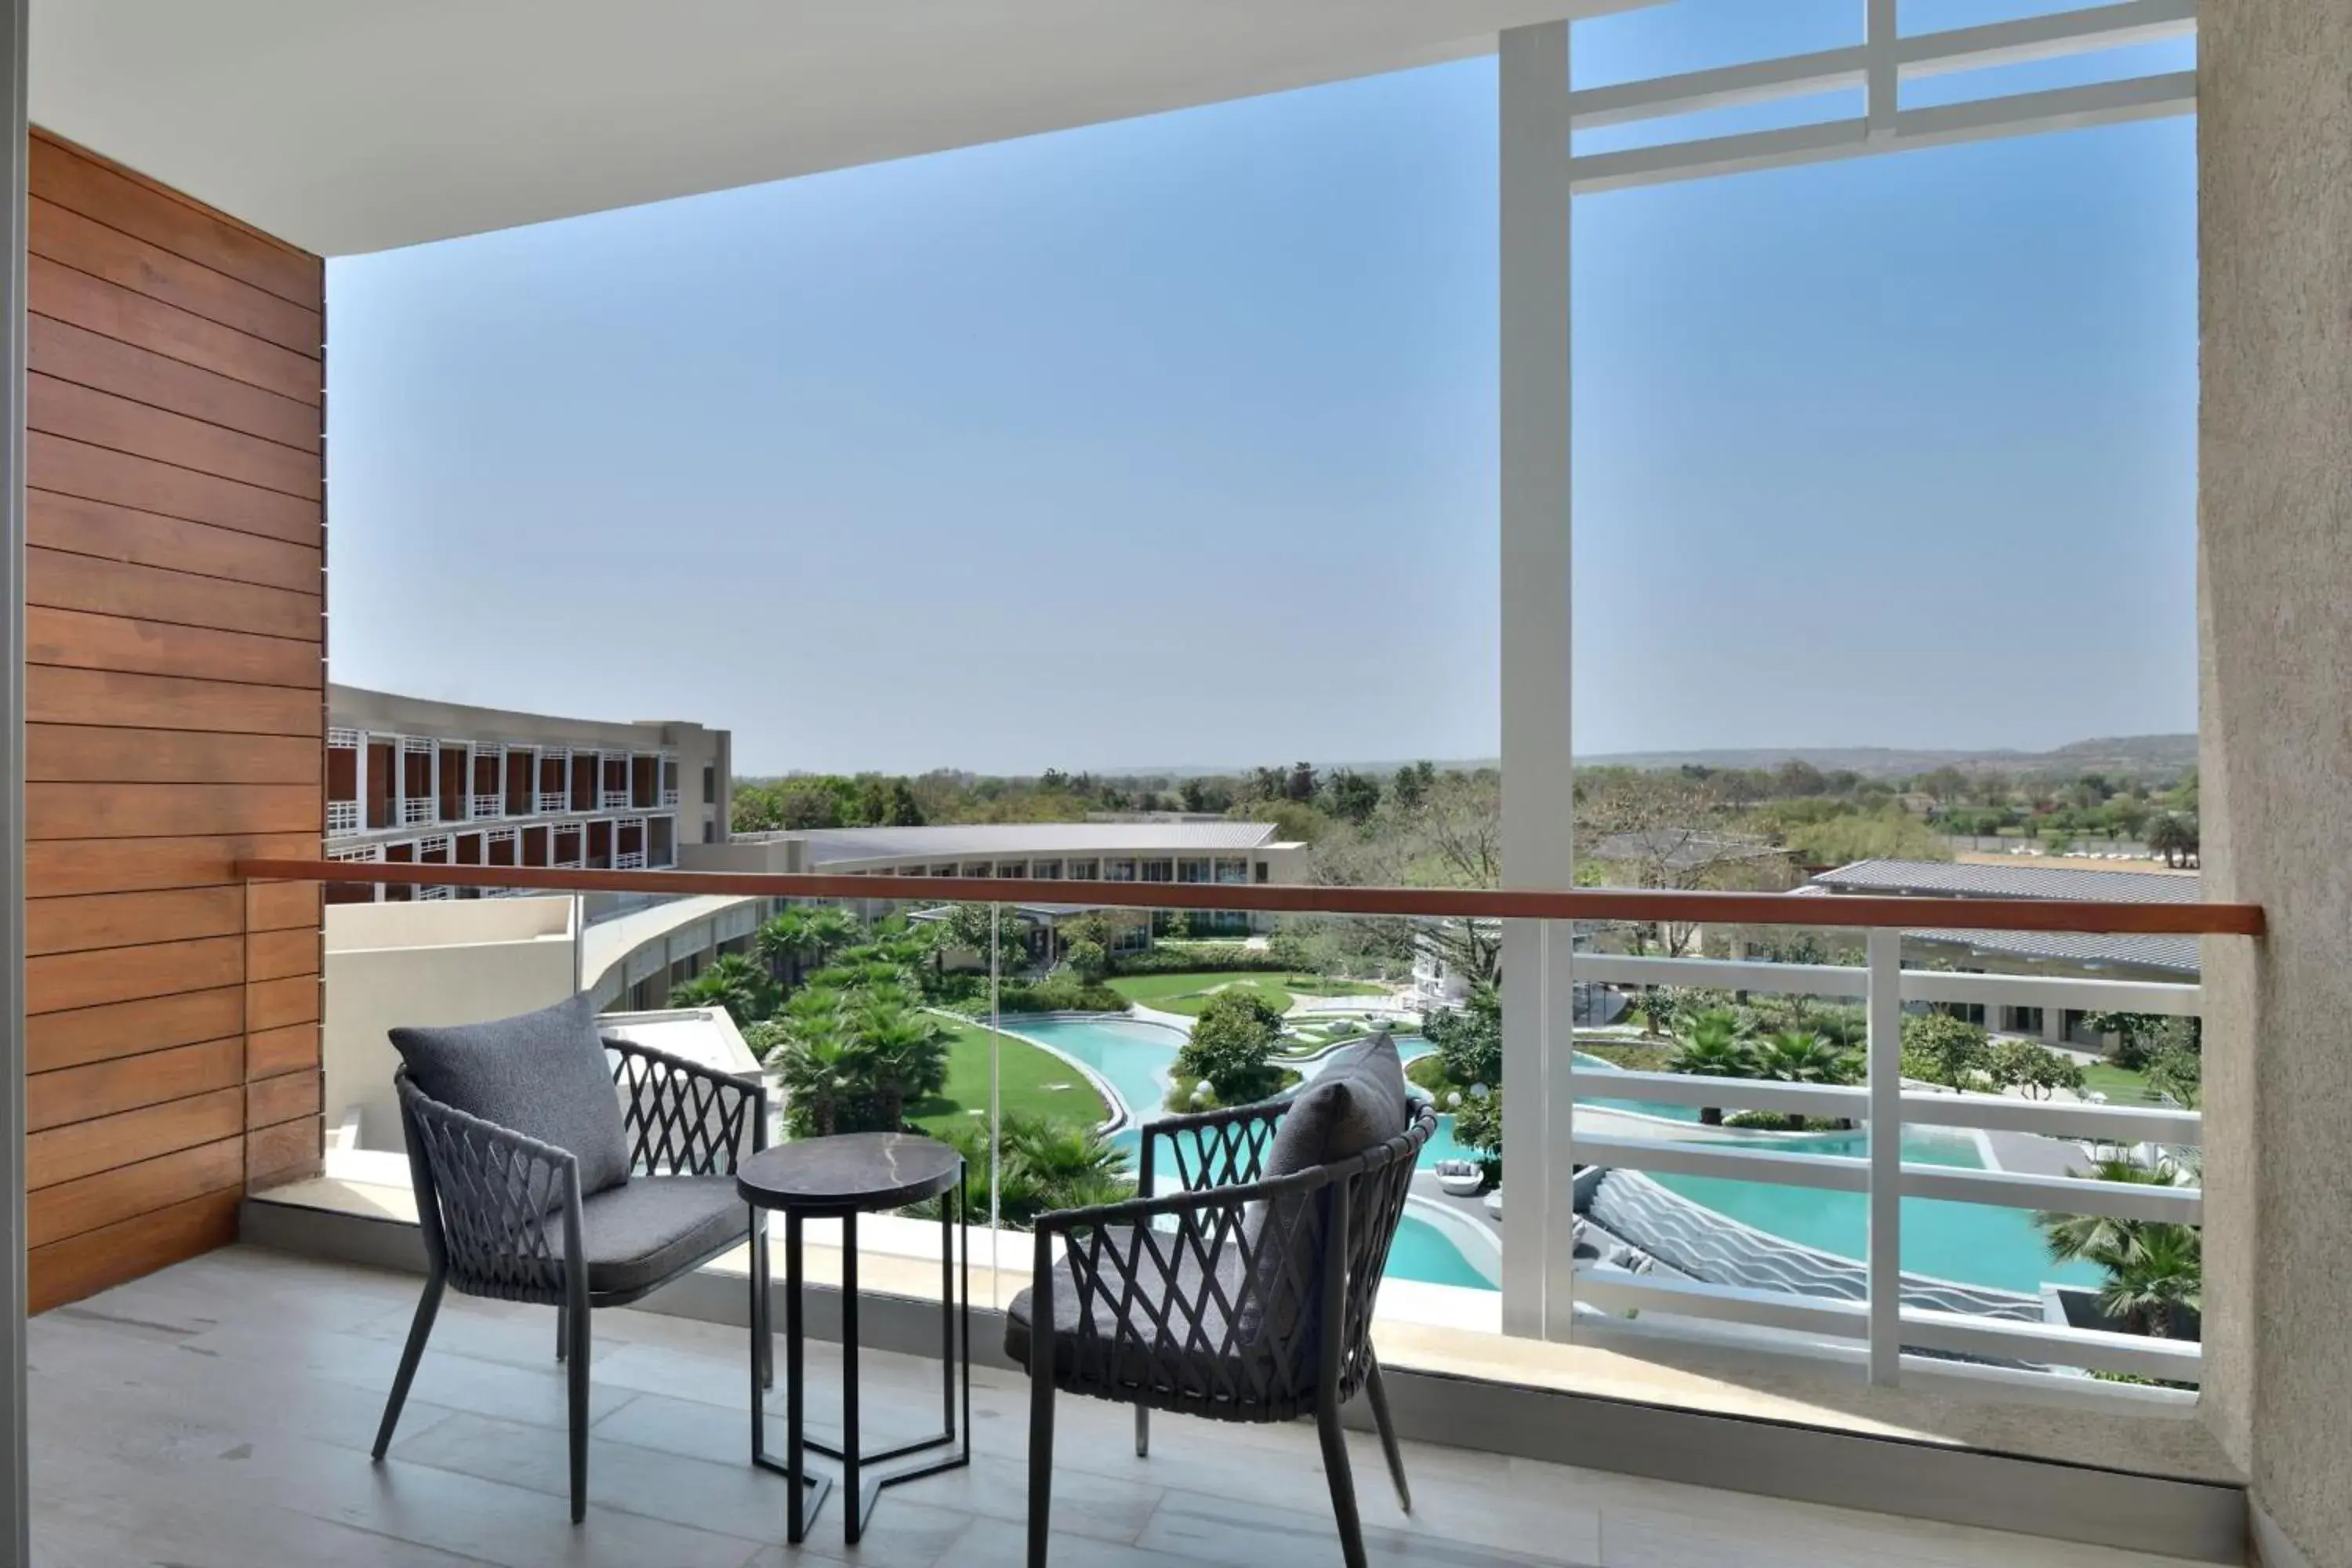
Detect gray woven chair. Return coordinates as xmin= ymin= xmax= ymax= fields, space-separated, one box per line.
xmin=368 ymin=1028 xmax=768 ymax=1522
xmin=1011 ymin=1081 xmax=1436 ymax=1568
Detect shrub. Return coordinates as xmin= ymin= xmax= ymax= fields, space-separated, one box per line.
xmin=1174 ymin=990 xmax=1288 ymax=1105
xmin=1901 ymin=1011 xmax=1991 ymax=1087
xmin=1453 ymin=1087 xmax=1504 ymax=1182
xmin=1424 ymin=983 xmax=1501 ymax=1091
xmin=1109 ymin=947 xmax=1294 ymax=978
xmin=1986 ymin=1038 xmax=2086 ymax=1100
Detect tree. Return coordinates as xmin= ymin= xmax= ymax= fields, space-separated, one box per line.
xmin=1425 ymin=983 xmax=1501 ymax=1091
xmin=2099 ymin=1224 xmax=2201 ymax=1338
xmin=762 ymin=1017 xmax=858 ymax=1139
xmin=1900 ymin=1011 xmax=1990 ymax=1088
xmin=1452 ymin=1086 xmax=1504 ymax=1181
xmin=848 ymin=1004 xmax=951 ymax=1131
xmin=757 ymin=905 xmax=859 ymax=988
xmin=2147 ymin=812 xmax=2199 ymax=868
xmin=670 ymin=953 xmax=779 ymax=1027
xmin=1985 ymin=1038 xmax=2086 ymax=1100
xmin=2082 ymin=1010 xmax=2173 ymax=1068
xmin=924 ymin=1113 xmax=1136 ymax=1229
xmin=1666 ymin=1009 xmax=1757 ymax=1126
xmin=1754 ymin=1030 xmax=1860 ymax=1129
xmin=1063 ymin=938 xmax=1109 ymax=983
xmin=1389 ymin=760 xmax=1436 ymax=811
xmin=1160 ymin=909 xmax=1191 ymax=942
xmin=1174 ymin=990 xmax=1287 ymax=1105
xmin=2147 ymin=1044 xmax=2202 ymax=1108
xmin=1784 ymin=809 xmax=1952 ymax=866
xmin=1179 ymin=776 xmax=1236 ymax=815
xmin=2035 ymin=1158 xmax=2200 ymax=1338
xmin=1323 ymin=769 xmax=1381 ymax=826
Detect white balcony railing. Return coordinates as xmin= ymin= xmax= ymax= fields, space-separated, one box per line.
xmin=472 ymin=793 xmax=502 ymax=818
xmin=601 ymin=789 xmax=630 ymax=810
xmin=401 ymin=797 xmax=433 ymax=825
xmin=661 ymin=788 xmax=681 ymax=807
xmin=539 ymin=792 xmax=567 ymax=813
xmin=615 ymin=851 xmax=646 ymax=869
xmin=325 ymin=800 xmax=359 ymax=833
xmin=1545 ymin=940 xmax=2203 ymax=1389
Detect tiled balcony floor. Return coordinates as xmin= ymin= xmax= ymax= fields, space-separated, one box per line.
xmin=29 ymin=1247 xmax=2220 ymax=1568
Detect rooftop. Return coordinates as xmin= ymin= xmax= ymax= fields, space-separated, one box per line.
xmin=1809 ymin=858 xmax=2202 ymax=903
xmin=785 ymin=821 xmax=1290 ymax=863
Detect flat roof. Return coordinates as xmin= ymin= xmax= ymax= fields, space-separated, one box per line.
xmin=1809 ymin=857 xmax=2201 ymax=903
xmin=791 ymin=822 xmax=1287 ymax=865
xmin=32 ymin=1 xmax=1643 ymax=256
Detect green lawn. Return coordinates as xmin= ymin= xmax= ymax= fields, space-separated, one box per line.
xmin=2080 ymin=1060 xmax=2162 ymax=1106
xmin=1105 ymin=971 xmax=1305 ymax=1016
xmin=907 ymin=1022 xmax=1111 ymax=1134
xmin=1283 ymin=976 xmax=1385 ymax=997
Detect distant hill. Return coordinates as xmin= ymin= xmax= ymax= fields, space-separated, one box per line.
xmin=1107 ymin=734 xmax=2198 ymax=783
xmin=1575 ymin=734 xmax=2198 ymax=781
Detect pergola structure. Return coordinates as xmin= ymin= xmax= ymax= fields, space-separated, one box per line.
xmin=0 ymin=4 xmax=2344 ymax=1566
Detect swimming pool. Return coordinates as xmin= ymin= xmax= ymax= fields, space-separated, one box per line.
xmin=997 ymin=1014 xmax=2089 ymax=1299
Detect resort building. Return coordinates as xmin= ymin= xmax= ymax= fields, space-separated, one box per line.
xmin=689 ymin=821 xmax=1308 ymax=937
xmin=323 ymin=684 xmax=731 ymax=898
xmin=1802 ymin=857 xmax=2201 ymax=1042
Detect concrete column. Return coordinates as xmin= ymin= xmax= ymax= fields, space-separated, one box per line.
xmin=2199 ymin=6 xmax=2352 ymax=1562
xmin=2040 ymin=1007 xmax=2062 ymax=1046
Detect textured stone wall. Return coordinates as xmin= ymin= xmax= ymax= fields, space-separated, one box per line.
xmin=2198 ymin=4 xmax=2352 ymax=1563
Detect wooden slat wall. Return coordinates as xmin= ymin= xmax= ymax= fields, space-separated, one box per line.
xmin=24 ymin=130 xmax=325 ymax=1312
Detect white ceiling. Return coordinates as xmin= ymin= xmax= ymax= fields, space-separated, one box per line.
xmin=31 ymin=1 xmax=1634 ymax=257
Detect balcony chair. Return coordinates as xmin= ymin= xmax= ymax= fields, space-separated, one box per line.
xmin=1007 ymin=1033 xmax=1436 ymax=1568
xmin=368 ymin=993 xmax=770 ymax=1522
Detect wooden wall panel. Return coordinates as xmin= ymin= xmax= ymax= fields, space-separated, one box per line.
xmin=24 ymin=129 xmax=325 ymax=1310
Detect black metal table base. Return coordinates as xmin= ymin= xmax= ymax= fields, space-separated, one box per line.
xmin=749 ymin=1171 xmax=971 ymax=1544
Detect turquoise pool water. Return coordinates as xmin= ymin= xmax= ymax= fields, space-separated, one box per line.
xmin=1645 ymin=1128 xmax=2100 ymax=1294
xmin=1389 ymin=1214 xmax=1497 ymax=1290
xmin=1000 ymin=1014 xmax=2089 ymax=1299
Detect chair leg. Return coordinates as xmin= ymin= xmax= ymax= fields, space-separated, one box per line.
xmin=1315 ymin=1402 xmax=1369 ymax=1568
xmin=1363 ymin=1355 xmax=1411 ymax=1514
xmin=1027 ymin=1366 xmax=1055 ymax=1567
xmin=372 ymin=1271 xmax=444 ymax=1461
xmin=1134 ymin=1406 xmax=1149 ymax=1458
xmin=567 ymin=1300 xmax=591 ymax=1523
xmin=555 ymin=1303 xmax=567 ymax=1363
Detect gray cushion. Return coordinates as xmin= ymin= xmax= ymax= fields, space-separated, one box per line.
xmin=390 ymin=993 xmax=632 ymax=1199
xmin=1265 ymin=1032 xmax=1409 ymax=1179
xmin=579 ymin=1176 xmax=748 ymax=1298
xmin=1004 ymin=1226 xmax=1265 ymax=1395
xmin=1241 ymin=1032 xmax=1409 ymax=1339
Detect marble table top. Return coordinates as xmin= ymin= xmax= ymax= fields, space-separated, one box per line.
xmin=736 ymin=1132 xmax=963 ymax=1212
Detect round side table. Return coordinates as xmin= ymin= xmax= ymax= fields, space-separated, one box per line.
xmin=737 ymin=1132 xmax=969 ymax=1545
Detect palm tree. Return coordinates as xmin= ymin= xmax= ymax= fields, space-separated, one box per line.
xmin=2034 ymin=1156 xmax=2180 ymax=1269
xmin=757 ymin=909 xmax=821 ymax=987
xmin=2099 ymin=1224 xmax=2201 ymax=1338
xmin=1667 ymin=1009 xmax=1758 ymax=1127
xmin=670 ymin=953 xmax=779 ymax=1027
xmin=849 ymin=1006 xmax=951 ymax=1131
xmin=1755 ymin=1030 xmax=1857 ymax=1130
xmin=804 ymin=906 xmax=862 ymax=969
xmin=769 ymin=1022 xmax=858 ymax=1139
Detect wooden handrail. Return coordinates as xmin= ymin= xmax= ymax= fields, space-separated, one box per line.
xmin=237 ymin=858 xmax=2263 ymax=936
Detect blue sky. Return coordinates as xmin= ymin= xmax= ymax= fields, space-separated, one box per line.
xmin=324 ymin=5 xmax=2196 ymax=776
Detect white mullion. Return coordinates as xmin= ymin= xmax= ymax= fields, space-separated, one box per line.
xmin=1865 ymin=0 xmax=1897 ymax=143
xmin=1498 ymin=18 xmax=1573 ymax=1343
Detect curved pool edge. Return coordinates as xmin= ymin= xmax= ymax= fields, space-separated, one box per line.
xmin=934 ymin=1008 xmax=1149 ymax=1138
